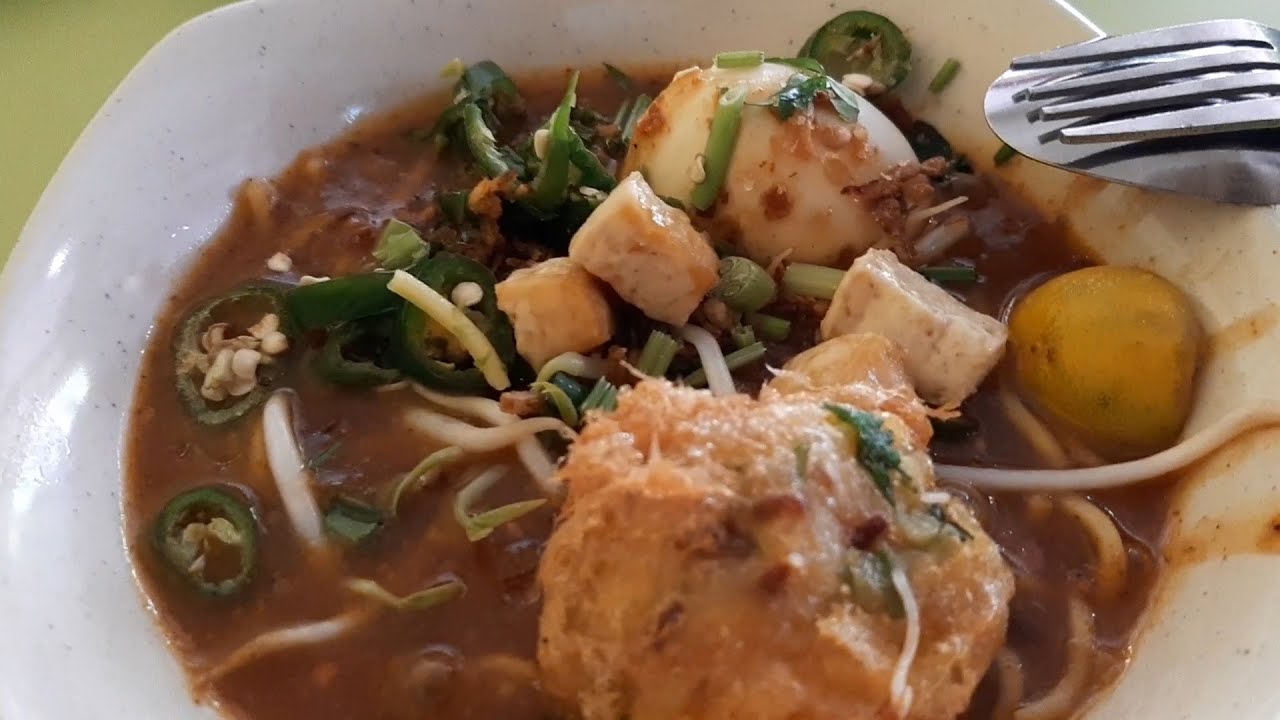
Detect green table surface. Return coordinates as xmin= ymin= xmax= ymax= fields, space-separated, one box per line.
xmin=4 ymin=0 xmax=1280 ymax=266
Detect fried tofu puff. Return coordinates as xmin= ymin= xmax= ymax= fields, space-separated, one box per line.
xmin=538 ymin=334 xmax=1014 ymax=720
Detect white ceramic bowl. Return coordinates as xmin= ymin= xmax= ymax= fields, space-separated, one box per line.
xmin=4 ymin=0 xmax=1280 ymax=716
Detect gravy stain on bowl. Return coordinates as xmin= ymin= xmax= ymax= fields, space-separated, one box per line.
xmin=1206 ymin=302 xmax=1280 ymax=361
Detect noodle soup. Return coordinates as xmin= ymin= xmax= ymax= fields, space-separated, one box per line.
xmin=126 ymin=14 xmax=1214 ymax=720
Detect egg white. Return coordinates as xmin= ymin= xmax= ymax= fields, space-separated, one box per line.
xmin=622 ymin=62 xmax=917 ymax=267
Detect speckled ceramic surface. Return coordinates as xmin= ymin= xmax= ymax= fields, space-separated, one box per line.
xmin=2 ymin=0 xmax=1279 ymax=717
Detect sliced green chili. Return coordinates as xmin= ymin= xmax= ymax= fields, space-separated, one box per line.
xmin=928 ymin=57 xmax=961 ymax=93
xmin=314 ymin=322 xmax=401 ymax=387
xmin=174 ymin=285 xmax=288 ymax=426
xmin=153 ymin=486 xmax=257 ymax=596
xmin=691 ymin=86 xmax=747 ymax=211
xmin=324 ymin=496 xmax=385 ymax=544
xmin=529 ymin=72 xmax=580 ymax=212
xmin=636 ymin=330 xmax=680 ymax=377
xmin=715 ymin=50 xmax=765 ymax=68
xmin=685 ymin=341 xmax=766 ymax=388
xmin=285 ymin=272 xmax=401 ymax=330
xmin=801 ymin=11 xmax=912 ymax=90
xmin=715 ymin=256 xmax=777 ymax=312
xmin=437 ymin=190 xmax=471 ymax=225
xmin=567 ymin=132 xmax=617 ymax=191
xmin=463 ymin=103 xmax=521 ymax=178
xmin=746 ymin=312 xmax=792 ymax=342
xmin=392 ymin=253 xmax=517 ymax=393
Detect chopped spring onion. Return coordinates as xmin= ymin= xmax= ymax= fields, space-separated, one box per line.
xmin=535 ymin=352 xmax=607 ymax=384
xmin=453 ymin=466 xmax=547 ymax=541
xmin=532 ymin=381 xmax=581 ymax=427
xmin=549 ymin=371 xmax=590 ymax=407
xmin=928 ymin=57 xmax=961 ymax=93
xmin=715 ymin=256 xmax=777 ymax=312
xmin=994 ymin=143 xmax=1018 ymax=165
xmin=323 ymin=496 xmax=384 ymax=544
xmin=530 ymin=72 xmax=580 ymax=211
xmin=404 ymin=407 xmax=575 ymax=452
xmin=636 ymin=330 xmax=680 ymax=377
xmin=782 ymin=262 xmax=845 ymax=300
xmin=919 ymin=265 xmax=979 ymax=284
xmin=678 ymin=325 xmax=736 ymax=396
xmin=345 ymin=576 xmax=467 ymax=611
xmin=388 ymin=269 xmax=510 ymax=391
xmin=385 ymin=445 xmax=466 ymax=516
xmin=580 ymin=377 xmax=619 ymax=414
xmin=690 ymin=86 xmax=747 ymax=211
xmin=715 ymin=50 xmax=766 ymax=68
xmin=746 ymin=312 xmax=792 ymax=342
xmin=730 ymin=324 xmax=757 ymax=349
xmin=262 ymin=392 xmax=327 ymax=553
xmin=373 ymin=219 xmax=429 ymax=270
xmin=686 ymin=341 xmax=766 ymax=388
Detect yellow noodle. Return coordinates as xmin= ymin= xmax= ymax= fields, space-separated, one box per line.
xmin=1013 ymin=595 xmax=1094 ymax=720
xmin=992 ymin=648 xmax=1025 ymax=720
xmin=1058 ymin=495 xmax=1128 ymax=602
xmin=999 ymin=385 xmax=1071 ymax=469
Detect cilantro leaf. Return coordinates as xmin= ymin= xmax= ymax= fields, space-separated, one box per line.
xmin=772 ymin=74 xmax=828 ymax=121
xmin=823 ymin=78 xmax=862 ymax=122
xmin=825 ymin=403 xmax=902 ymax=505
xmin=764 ymin=73 xmax=861 ymax=124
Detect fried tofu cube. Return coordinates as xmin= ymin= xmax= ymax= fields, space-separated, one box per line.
xmin=495 ymin=257 xmax=615 ymax=370
xmin=820 ymin=249 xmax=1007 ymax=406
xmin=568 ymin=172 xmax=719 ymax=325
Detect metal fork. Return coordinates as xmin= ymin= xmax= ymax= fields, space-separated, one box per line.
xmin=985 ymin=19 xmax=1280 ymax=205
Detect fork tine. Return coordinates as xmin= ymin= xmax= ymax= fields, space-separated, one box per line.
xmin=1036 ymin=70 xmax=1280 ymax=121
xmin=1011 ymin=19 xmax=1273 ymax=69
xmin=1021 ymin=48 xmax=1280 ymax=101
xmin=1057 ymin=96 xmax=1280 ymax=143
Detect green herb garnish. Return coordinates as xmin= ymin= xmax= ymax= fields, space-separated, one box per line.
xmin=825 ymin=404 xmax=903 ymax=505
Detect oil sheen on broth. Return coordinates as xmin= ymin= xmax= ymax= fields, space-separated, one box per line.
xmin=126 ymin=61 xmax=1174 ymax=720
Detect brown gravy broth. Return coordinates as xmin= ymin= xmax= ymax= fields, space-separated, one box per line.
xmin=126 ymin=67 xmax=1173 ymax=719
